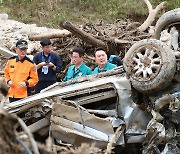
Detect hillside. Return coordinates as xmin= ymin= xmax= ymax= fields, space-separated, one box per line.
xmin=0 ymin=0 xmax=179 ymax=28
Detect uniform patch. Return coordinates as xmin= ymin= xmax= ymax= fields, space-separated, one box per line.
xmin=79 ymin=72 xmax=82 ymax=76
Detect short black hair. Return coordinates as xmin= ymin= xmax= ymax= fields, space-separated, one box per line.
xmin=40 ymin=38 xmax=52 ymax=46
xmin=72 ymin=47 xmax=85 ymax=57
xmin=94 ymin=47 xmax=107 ymax=56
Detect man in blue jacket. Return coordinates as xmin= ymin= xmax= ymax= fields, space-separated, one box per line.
xmin=33 ymin=38 xmax=62 ymax=93
xmin=92 ymin=48 xmax=116 ymax=74
xmin=63 ymin=47 xmax=92 ymax=82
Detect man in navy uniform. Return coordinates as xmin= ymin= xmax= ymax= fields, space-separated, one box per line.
xmin=33 ymin=38 xmax=62 ymax=93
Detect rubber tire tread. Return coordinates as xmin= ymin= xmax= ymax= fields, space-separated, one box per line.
xmin=155 ymin=8 xmax=180 ymax=39
xmin=123 ymin=39 xmax=176 ymax=94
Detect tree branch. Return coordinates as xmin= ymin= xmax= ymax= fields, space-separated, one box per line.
xmin=144 ymin=0 xmax=153 ymax=12
xmin=60 ymin=21 xmax=106 ymax=48
xmin=29 ymin=29 xmax=71 ymax=41
xmin=138 ymin=0 xmax=167 ymax=32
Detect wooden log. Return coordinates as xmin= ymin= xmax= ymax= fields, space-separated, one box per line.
xmin=113 ymin=38 xmax=132 ymax=44
xmin=60 ymin=21 xmax=106 ymax=48
xmin=95 ymin=35 xmax=132 ymax=44
xmin=28 ymin=29 xmax=71 ymax=41
xmin=138 ymin=0 xmax=167 ymax=32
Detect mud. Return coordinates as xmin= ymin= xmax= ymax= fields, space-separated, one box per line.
xmin=0 ymin=108 xmax=25 ymax=154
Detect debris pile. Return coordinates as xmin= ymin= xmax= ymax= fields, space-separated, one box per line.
xmin=0 ymin=13 xmax=151 ymax=75
xmin=143 ymin=92 xmax=180 ymax=154
xmin=0 ymin=108 xmax=24 ymax=154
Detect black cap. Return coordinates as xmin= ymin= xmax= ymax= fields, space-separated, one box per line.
xmin=16 ymin=40 xmax=28 ymax=49
xmin=40 ymin=38 xmax=52 ymax=46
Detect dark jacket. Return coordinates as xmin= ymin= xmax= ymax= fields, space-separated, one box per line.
xmin=33 ymin=51 xmax=62 ymax=81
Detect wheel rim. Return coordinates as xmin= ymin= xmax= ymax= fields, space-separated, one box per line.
xmin=164 ymin=22 xmax=180 ymax=31
xmin=130 ymin=45 xmax=162 ymax=82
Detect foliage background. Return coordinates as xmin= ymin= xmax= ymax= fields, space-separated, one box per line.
xmin=0 ymin=0 xmax=179 ymax=27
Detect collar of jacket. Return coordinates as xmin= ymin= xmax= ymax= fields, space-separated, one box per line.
xmin=97 ymin=62 xmax=109 ymax=72
xmin=42 ymin=51 xmax=52 ymax=62
xmin=72 ymin=63 xmax=85 ymax=73
xmin=16 ymin=56 xmax=26 ymax=62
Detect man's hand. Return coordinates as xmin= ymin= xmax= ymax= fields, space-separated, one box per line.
xmin=8 ymin=80 xmax=13 ymax=87
xmin=36 ymin=62 xmax=47 ymax=70
xmin=48 ymin=62 xmax=56 ymax=70
xmin=47 ymin=62 xmax=54 ymax=67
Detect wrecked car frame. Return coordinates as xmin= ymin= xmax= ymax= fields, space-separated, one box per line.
xmin=4 ymin=67 xmax=150 ymax=148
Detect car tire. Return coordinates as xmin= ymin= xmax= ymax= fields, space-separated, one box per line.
xmin=155 ymin=8 xmax=180 ymax=39
xmin=123 ymin=39 xmax=176 ymax=94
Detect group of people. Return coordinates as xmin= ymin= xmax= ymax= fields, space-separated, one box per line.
xmin=4 ymin=38 xmax=122 ymax=102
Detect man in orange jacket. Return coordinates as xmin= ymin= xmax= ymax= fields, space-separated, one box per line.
xmin=4 ymin=40 xmax=38 ymax=102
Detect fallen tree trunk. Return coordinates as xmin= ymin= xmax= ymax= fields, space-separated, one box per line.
xmin=113 ymin=38 xmax=131 ymax=44
xmin=28 ymin=29 xmax=71 ymax=41
xmin=138 ymin=0 xmax=167 ymax=32
xmin=60 ymin=21 xmax=106 ymax=48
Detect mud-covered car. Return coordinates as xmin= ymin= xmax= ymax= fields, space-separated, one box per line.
xmin=123 ymin=8 xmax=180 ymax=153
xmin=4 ymin=67 xmax=152 ymax=148
xmin=2 ymin=8 xmax=180 ymax=153
xmin=124 ymin=8 xmax=180 ymax=94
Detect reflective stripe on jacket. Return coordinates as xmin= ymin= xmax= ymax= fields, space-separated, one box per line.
xmin=4 ymin=56 xmax=38 ymax=98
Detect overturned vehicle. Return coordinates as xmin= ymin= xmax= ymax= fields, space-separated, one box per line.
xmin=2 ymin=8 xmax=180 ymax=153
